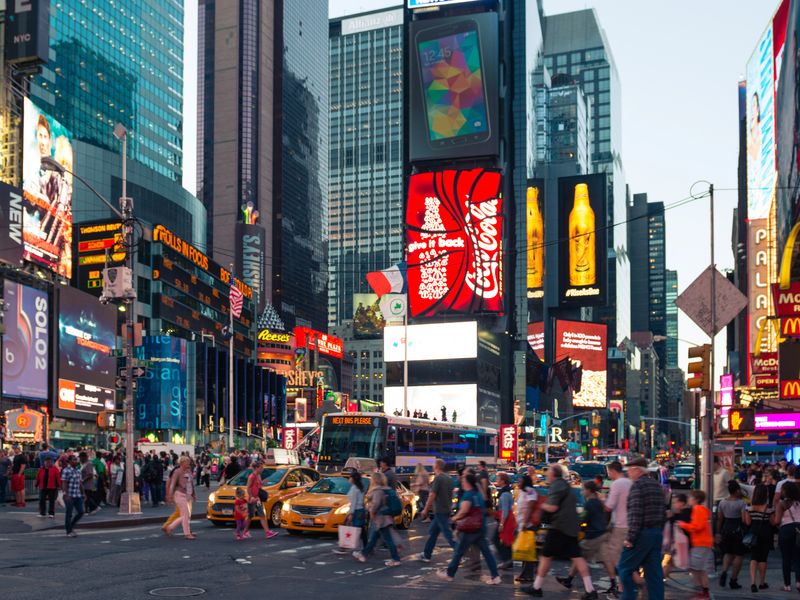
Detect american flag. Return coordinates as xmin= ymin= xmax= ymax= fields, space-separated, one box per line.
xmin=229 ymin=282 xmax=244 ymax=318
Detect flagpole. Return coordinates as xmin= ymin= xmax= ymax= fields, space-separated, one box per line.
xmin=229 ymin=263 xmax=235 ymax=450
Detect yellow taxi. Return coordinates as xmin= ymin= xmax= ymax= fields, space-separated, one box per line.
xmin=281 ymin=475 xmax=417 ymax=535
xmin=207 ymin=465 xmax=321 ymax=528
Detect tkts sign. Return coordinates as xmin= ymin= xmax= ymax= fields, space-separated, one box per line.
xmin=406 ymin=169 xmax=503 ymax=317
xmin=499 ymin=424 xmax=517 ymax=461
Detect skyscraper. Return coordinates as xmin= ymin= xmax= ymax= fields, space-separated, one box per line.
xmin=542 ymin=9 xmax=629 ymax=345
xmin=198 ymin=0 xmax=328 ymax=331
xmin=28 ymin=0 xmax=206 ymax=244
xmin=328 ymin=7 xmax=404 ymax=329
xmin=666 ymin=269 xmax=679 ymax=369
xmin=628 ymin=193 xmax=667 ymax=364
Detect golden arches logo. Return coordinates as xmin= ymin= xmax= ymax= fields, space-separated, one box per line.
xmin=782 ymin=380 xmax=800 ymax=398
xmin=784 ymin=318 xmax=800 ymax=337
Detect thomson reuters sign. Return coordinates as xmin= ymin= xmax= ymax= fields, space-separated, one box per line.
xmin=258 ymin=329 xmax=291 ymax=344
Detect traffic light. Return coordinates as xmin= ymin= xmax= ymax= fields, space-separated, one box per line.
xmin=108 ymin=433 xmax=120 ymax=445
xmin=728 ymin=407 xmax=755 ymax=433
xmin=687 ymin=344 xmax=712 ymax=391
xmin=96 ymin=411 xmax=115 ymax=429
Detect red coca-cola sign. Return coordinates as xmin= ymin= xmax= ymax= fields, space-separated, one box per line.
xmin=406 ymin=169 xmax=504 ymax=317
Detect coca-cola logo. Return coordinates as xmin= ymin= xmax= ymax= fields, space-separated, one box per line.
xmin=464 ymin=199 xmax=502 ymax=300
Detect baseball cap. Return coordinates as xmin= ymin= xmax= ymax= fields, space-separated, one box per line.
xmin=626 ymin=456 xmax=648 ymax=469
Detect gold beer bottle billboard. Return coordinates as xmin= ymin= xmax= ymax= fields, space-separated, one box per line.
xmin=526 ymin=185 xmax=543 ymax=290
xmin=568 ymin=183 xmax=596 ymax=286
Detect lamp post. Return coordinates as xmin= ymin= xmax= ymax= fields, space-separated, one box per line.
xmin=41 ymin=124 xmax=141 ymax=515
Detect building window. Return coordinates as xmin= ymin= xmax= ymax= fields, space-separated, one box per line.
xmin=137 ymin=276 xmax=151 ymax=304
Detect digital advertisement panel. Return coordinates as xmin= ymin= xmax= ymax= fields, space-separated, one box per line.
xmin=526 ymin=180 xmax=544 ymax=299
xmin=558 ymin=175 xmax=607 ymax=306
xmin=780 ymin=340 xmax=800 ymax=400
xmin=2 ymin=281 xmax=48 ymax=400
xmin=22 ymin=97 xmax=73 ymax=277
xmin=384 ymin=383 xmax=478 ymax=426
xmin=384 ymin=321 xmax=478 ymax=362
xmin=408 ymin=12 xmax=499 ymax=162
xmin=74 ymin=220 xmax=126 ymax=296
xmin=555 ymin=320 xmax=608 ymax=408
xmin=353 ymin=293 xmax=385 ymax=339
xmin=0 ymin=181 xmax=24 ymax=267
xmin=406 ymin=168 xmax=503 ymax=317
xmin=136 ymin=336 xmax=188 ymax=431
xmin=526 ymin=321 xmax=544 ymax=359
xmin=56 ymin=285 xmax=116 ymax=418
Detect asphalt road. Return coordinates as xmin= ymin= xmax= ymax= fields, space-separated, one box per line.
xmin=0 ymin=517 xmax=789 ymax=600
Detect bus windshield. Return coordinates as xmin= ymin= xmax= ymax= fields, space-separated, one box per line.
xmin=319 ymin=417 xmax=386 ymax=464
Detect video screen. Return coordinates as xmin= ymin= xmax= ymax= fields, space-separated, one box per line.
xmin=2 ymin=281 xmax=48 ymax=400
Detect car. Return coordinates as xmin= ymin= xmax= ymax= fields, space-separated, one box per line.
xmin=569 ymin=461 xmax=609 ymax=484
xmin=668 ymin=464 xmax=696 ymax=489
xmin=207 ymin=465 xmax=321 ymax=527
xmin=281 ymin=475 xmax=417 ymax=535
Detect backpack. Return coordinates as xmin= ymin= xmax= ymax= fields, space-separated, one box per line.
xmin=382 ymin=487 xmax=403 ymax=517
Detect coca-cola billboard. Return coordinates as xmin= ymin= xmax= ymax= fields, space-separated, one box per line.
xmin=406 ymin=169 xmax=503 ymax=317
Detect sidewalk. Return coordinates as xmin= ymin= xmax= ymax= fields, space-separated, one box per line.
xmin=0 ymin=483 xmax=216 ymax=534
xmin=663 ymin=558 xmax=788 ymax=600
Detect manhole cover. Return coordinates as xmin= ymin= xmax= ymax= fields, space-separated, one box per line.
xmin=149 ymin=588 xmax=206 ymax=597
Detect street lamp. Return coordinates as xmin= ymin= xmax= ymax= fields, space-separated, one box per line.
xmin=41 ymin=125 xmax=141 ymax=515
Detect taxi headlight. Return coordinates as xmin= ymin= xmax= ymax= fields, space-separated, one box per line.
xmin=282 ymin=502 xmax=292 ymax=513
xmin=209 ymin=492 xmax=216 ymax=503
xmin=334 ymin=503 xmax=351 ymax=515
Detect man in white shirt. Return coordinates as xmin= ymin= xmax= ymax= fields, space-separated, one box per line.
xmin=602 ymin=460 xmax=633 ymax=597
xmin=713 ymin=456 xmax=732 ymax=505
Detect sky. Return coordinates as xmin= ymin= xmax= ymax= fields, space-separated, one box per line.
xmin=185 ymin=0 xmax=780 ymax=377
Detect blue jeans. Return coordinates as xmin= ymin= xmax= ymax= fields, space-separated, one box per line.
xmin=779 ymin=524 xmax=800 ymax=586
xmin=362 ymin=525 xmax=400 ymax=561
xmin=447 ymin=528 xmax=499 ymax=578
xmin=65 ymin=496 xmax=85 ymax=534
xmin=0 ymin=475 xmax=7 ymax=504
xmin=617 ymin=528 xmax=664 ymax=600
xmin=423 ymin=513 xmax=457 ymax=558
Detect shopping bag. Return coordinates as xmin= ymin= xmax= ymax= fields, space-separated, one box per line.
xmin=512 ymin=530 xmax=537 ymax=562
xmin=56 ymin=490 xmax=65 ymax=509
xmin=338 ymin=525 xmax=361 ymax=550
xmin=673 ymin=527 xmax=689 ymax=570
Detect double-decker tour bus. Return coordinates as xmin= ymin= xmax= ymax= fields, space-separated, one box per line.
xmin=317 ymin=412 xmax=498 ymax=474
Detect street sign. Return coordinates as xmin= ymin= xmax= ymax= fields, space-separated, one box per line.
xmin=109 ymin=349 xmax=125 ymax=358
xmin=132 ymin=359 xmax=155 ymax=368
xmin=115 ymin=378 xmax=137 ymax=391
xmin=118 ymin=367 xmax=146 ymax=378
xmin=675 ymin=267 xmax=748 ymax=337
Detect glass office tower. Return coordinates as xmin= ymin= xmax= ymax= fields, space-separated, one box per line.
xmin=666 ymin=269 xmax=679 ymax=369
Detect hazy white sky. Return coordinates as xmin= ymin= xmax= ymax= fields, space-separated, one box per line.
xmin=186 ymin=0 xmax=779 ymax=375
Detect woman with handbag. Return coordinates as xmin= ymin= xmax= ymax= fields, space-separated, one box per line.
xmin=514 ymin=474 xmax=539 ymax=583
xmin=716 ymin=479 xmax=747 ymax=590
xmin=436 ymin=471 xmax=501 ymax=585
xmin=243 ymin=461 xmax=278 ymax=540
xmin=743 ymin=484 xmax=773 ymax=594
xmin=771 ymin=480 xmax=800 ymax=591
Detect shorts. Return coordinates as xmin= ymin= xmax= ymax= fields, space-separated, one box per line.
xmin=689 ymin=546 xmax=715 ymax=572
xmin=248 ymin=501 xmax=264 ymax=518
xmin=603 ymin=527 xmax=627 ymax=566
xmin=542 ymin=528 xmax=582 ymax=560
xmin=580 ymin=533 xmax=608 ymax=563
xmin=10 ymin=474 xmax=24 ymax=492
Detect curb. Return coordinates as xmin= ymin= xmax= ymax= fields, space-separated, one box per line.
xmin=23 ymin=512 xmax=208 ymax=532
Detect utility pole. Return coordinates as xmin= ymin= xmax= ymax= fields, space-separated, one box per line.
xmin=228 ymin=263 xmax=235 ymax=450
xmin=703 ymin=184 xmax=715 ymax=509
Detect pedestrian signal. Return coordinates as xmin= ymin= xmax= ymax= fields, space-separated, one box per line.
xmin=728 ymin=408 xmax=755 ymax=433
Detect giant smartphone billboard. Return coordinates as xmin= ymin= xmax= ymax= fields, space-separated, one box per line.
xmin=558 ymin=174 xmax=607 ymax=306
xmin=2 ymin=281 xmax=48 ymax=400
xmin=408 ymin=12 xmax=499 ymax=162
xmin=22 ymin=97 xmax=73 ymax=278
xmin=56 ymin=285 xmax=116 ymax=419
xmin=555 ymin=320 xmax=608 ymax=409
xmin=406 ymin=168 xmax=503 ymax=316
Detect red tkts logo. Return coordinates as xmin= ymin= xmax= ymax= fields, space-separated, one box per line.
xmin=406 ymin=169 xmax=504 ymax=317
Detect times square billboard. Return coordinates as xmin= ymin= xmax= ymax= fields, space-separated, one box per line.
xmin=405 ymin=168 xmax=503 ymax=317
xmin=555 ymin=320 xmax=608 ymax=409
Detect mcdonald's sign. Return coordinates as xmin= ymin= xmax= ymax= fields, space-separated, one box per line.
xmin=780 ymin=340 xmax=800 ymax=400
xmin=784 ymin=317 xmax=800 ymax=339
xmin=773 ymin=281 xmax=800 ymax=317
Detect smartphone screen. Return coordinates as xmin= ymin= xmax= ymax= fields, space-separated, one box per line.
xmin=417 ymin=22 xmax=489 ymax=145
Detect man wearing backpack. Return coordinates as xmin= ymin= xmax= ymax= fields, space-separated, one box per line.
xmin=353 ymin=471 xmax=402 ymax=566
xmin=418 ymin=459 xmax=456 ymax=562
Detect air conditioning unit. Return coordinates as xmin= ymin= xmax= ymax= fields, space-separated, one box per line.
xmin=100 ymin=266 xmax=136 ymax=302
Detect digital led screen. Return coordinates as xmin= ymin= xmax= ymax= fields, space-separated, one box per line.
xmin=406 ymin=168 xmax=503 ymax=316
xmin=527 ymin=322 xmax=544 ymax=360
xmin=0 ymin=181 xmax=24 ymax=267
xmin=558 ymin=174 xmax=607 ymax=306
xmin=555 ymin=320 xmax=608 ymax=409
xmin=56 ymin=285 xmax=116 ymax=418
xmin=526 ymin=181 xmax=544 ymax=299
xmin=2 ymin=281 xmax=48 ymax=400
xmin=384 ymin=321 xmax=478 ymax=362
xmin=384 ymin=383 xmax=478 ymax=426
xmin=22 ymin=97 xmax=73 ymax=277
xmin=408 ymin=13 xmax=498 ymax=162
xmin=353 ymin=293 xmax=385 ymax=339
xmin=74 ymin=220 xmax=125 ymax=296
xmin=136 ymin=336 xmax=188 ymax=431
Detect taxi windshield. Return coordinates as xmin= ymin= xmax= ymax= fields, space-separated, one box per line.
xmin=226 ymin=468 xmax=287 ymax=487
xmin=308 ymin=477 xmax=352 ymax=495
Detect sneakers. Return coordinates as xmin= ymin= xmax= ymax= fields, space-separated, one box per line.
xmin=481 ymin=575 xmax=502 ymax=585
xmin=435 ymin=570 xmax=454 ymax=582
xmin=385 ymin=560 xmax=401 ymax=567
xmin=352 ymin=551 xmax=366 ymax=563
xmin=48 ymin=515 xmax=54 ymax=519
xmin=417 ymin=553 xmax=431 ymax=562
xmin=498 ymin=561 xmax=513 ymax=570
xmin=784 ymin=585 xmax=792 ymax=592
xmin=66 ymin=531 xmax=78 ymax=538
xmin=718 ymin=572 xmax=727 ymax=587
xmin=235 ymin=534 xmax=243 ymax=541
xmin=522 ymin=587 xmax=543 ymax=597
xmin=243 ymin=531 xmax=252 ymax=539
xmin=333 ymin=548 xmax=350 ymax=555
xmin=37 ymin=514 xmax=46 ymax=518
xmin=581 ymin=592 xmax=598 ymax=600
xmin=556 ymin=576 xmax=573 ymax=590
xmin=265 ymin=530 xmax=279 ymax=539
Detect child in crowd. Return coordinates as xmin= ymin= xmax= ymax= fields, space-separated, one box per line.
xmin=234 ymin=488 xmax=248 ymax=540
xmin=678 ymin=490 xmax=714 ymax=600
